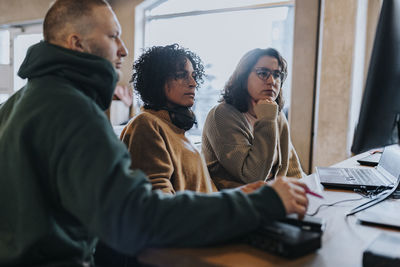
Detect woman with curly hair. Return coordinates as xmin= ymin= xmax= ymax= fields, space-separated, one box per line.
xmin=120 ymin=44 xmax=217 ymax=194
xmin=202 ymin=48 xmax=304 ymax=190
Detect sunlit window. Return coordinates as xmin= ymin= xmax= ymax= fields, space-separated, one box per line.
xmin=13 ymin=33 xmax=42 ymax=91
xmin=138 ymin=0 xmax=294 ymax=134
xmin=0 ymin=94 xmax=8 ymax=104
xmin=0 ymin=24 xmax=42 ymax=102
xmin=0 ymin=30 xmax=10 ymax=65
xmin=149 ymin=0 xmax=289 ymax=16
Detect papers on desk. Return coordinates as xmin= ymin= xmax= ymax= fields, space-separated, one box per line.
xmin=356 ymin=199 xmax=400 ymax=230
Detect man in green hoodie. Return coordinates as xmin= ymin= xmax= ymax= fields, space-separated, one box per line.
xmin=0 ymin=0 xmax=309 ymax=266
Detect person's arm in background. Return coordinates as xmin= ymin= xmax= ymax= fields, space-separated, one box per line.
xmin=51 ymin=99 xmax=308 ymax=257
xmin=203 ymin=102 xmax=279 ymax=184
xmin=276 ymin=111 xmax=305 ymax=178
xmin=120 ymin=114 xmax=175 ymax=194
xmin=287 ymin=141 xmax=305 ymax=178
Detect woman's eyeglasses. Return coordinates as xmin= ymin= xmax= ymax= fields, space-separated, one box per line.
xmin=253 ymin=67 xmax=286 ymax=82
xmin=174 ymin=71 xmax=197 ymax=83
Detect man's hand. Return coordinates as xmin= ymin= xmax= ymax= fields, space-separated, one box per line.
xmin=270 ymin=176 xmax=309 ymax=218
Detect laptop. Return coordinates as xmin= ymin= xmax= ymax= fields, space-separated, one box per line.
xmin=316 ymin=145 xmax=400 ymax=190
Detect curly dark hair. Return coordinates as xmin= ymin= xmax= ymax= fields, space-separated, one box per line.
xmin=222 ymin=48 xmax=287 ymax=112
xmin=131 ymin=44 xmax=205 ymax=108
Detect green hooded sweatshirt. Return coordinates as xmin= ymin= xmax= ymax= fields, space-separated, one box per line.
xmin=0 ymin=41 xmax=285 ymax=266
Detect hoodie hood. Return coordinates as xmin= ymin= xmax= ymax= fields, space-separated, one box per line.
xmin=18 ymin=41 xmax=118 ymax=110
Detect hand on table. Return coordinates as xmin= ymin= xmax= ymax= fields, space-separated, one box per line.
xmin=239 ymin=180 xmax=267 ymax=194
xmin=270 ymin=176 xmax=309 ymax=219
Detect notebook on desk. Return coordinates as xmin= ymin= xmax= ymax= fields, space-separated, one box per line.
xmin=316 ymin=145 xmax=400 ymax=190
xmin=357 ymin=199 xmax=400 ymax=230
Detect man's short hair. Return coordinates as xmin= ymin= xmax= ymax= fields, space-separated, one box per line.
xmin=43 ymin=0 xmax=109 ymax=42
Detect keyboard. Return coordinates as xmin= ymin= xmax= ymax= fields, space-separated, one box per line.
xmin=343 ymin=168 xmax=382 ymax=185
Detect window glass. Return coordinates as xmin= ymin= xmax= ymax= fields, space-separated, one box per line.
xmin=0 ymin=30 xmax=10 ymax=65
xmin=150 ymin=0 xmax=291 ymax=16
xmin=0 ymin=94 xmax=9 ymax=104
xmin=13 ymin=33 xmax=42 ymax=91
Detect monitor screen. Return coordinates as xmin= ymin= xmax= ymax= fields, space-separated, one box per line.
xmin=351 ymin=0 xmax=400 ymax=154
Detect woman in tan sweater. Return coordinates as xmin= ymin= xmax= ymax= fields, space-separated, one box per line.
xmin=202 ymin=48 xmax=304 ymax=190
xmin=120 ymin=44 xmax=218 ymax=194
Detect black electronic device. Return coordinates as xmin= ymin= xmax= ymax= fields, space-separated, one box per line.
xmin=279 ymin=214 xmax=326 ymax=233
xmin=317 ymin=145 xmax=400 ymax=190
xmin=363 ymin=232 xmax=400 ymax=267
xmin=242 ymin=215 xmax=324 ymax=259
xmin=357 ymin=152 xmax=382 ymax=167
xmin=351 ymin=0 xmax=400 ymax=154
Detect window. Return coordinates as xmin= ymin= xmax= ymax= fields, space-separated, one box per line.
xmin=0 ymin=30 xmax=11 ymax=103
xmin=136 ymin=0 xmax=295 ymax=135
xmin=0 ymin=30 xmax=10 ymax=64
xmin=13 ymin=32 xmax=43 ymax=91
xmin=0 ymin=24 xmax=42 ymax=104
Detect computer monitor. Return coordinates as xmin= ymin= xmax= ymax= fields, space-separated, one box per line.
xmin=351 ymin=0 xmax=400 ymax=154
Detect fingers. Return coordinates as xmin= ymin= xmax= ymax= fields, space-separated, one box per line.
xmin=287 ymin=177 xmax=309 ymax=191
xmin=257 ymin=99 xmax=266 ymax=104
xmin=246 ymin=181 xmax=266 ymax=190
xmin=291 ymin=182 xmax=306 ymax=193
xmin=291 ymin=200 xmax=307 ymax=217
xmin=270 ymin=176 xmax=310 ymax=216
xmin=287 ymin=179 xmax=308 ymax=216
xmin=293 ymin=203 xmax=307 ymax=220
xmin=257 ymin=99 xmax=274 ymax=105
xmin=239 ymin=185 xmax=253 ymax=194
xmin=293 ymin=191 xmax=308 ymax=209
xmin=239 ymin=180 xmax=267 ymax=194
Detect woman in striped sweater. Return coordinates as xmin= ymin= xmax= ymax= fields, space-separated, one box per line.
xmin=202 ymin=48 xmax=304 ymax=190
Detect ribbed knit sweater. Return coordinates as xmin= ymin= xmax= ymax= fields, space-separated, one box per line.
xmin=121 ymin=108 xmax=217 ymax=194
xmin=202 ymin=102 xmax=303 ymax=189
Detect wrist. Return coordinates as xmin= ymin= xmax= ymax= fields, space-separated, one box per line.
xmin=247 ymin=186 xmax=286 ymax=223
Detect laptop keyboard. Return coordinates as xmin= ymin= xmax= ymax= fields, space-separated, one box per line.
xmin=343 ymin=168 xmax=382 ymax=185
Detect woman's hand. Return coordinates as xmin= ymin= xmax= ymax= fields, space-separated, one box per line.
xmin=257 ymin=99 xmax=275 ymax=105
xmin=239 ymin=180 xmax=267 ymax=194
xmin=270 ymin=176 xmax=309 ymax=218
xmin=249 ymin=98 xmax=276 ymax=117
xmin=250 ymin=98 xmax=274 ymax=109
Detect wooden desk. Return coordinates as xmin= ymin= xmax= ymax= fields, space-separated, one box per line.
xmin=138 ymin=152 xmax=400 ymax=267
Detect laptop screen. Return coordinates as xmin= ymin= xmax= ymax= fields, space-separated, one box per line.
xmin=377 ymin=145 xmax=400 ymax=179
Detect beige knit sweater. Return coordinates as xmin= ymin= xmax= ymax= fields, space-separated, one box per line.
xmin=120 ymin=109 xmax=217 ymax=194
xmin=202 ymin=102 xmax=303 ymax=190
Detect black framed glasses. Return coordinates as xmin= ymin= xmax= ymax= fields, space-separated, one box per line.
xmin=174 ymin=71 xmax=197 ymax=83
xmin=253 ymin=67 xmax=286 ymax=82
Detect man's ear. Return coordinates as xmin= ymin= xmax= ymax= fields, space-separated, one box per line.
xmin=65 ymin=34 xmax=85 ymax=52
xmin=164 ymin=81 xmax=171 ymax=94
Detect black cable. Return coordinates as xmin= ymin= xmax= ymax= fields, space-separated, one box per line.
xmin=306 ymin=197 xmax=364 ymax=216
xmin=346 ymin=175 xmax=400 ymax=216
xmin=353 ymin=186 xmax=389 ymax=198
xmin=307 ymin=177 xmax=400 ymax=217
